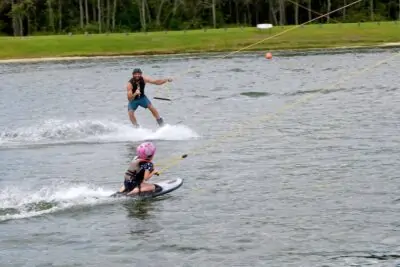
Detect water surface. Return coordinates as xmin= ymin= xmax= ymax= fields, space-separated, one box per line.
xmin=1 ymin=49 xmax=400 ymax=266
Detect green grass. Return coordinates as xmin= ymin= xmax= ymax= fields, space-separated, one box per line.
xmin=0 ymin=21 xmax=399 ymax=60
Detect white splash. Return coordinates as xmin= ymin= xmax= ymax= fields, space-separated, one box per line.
xmin=0 ymin=119 xmax=200 ymax=147
xmin=0 ymin=184 xmax=117 ymax=222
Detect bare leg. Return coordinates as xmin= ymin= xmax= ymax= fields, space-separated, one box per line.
xmin=147 ymin=104 xmax=160 ymax=120
xmin=148 ymin=104 xmax=164 ymax=126
xmin=128 ymin=110 xmax=139 ymax=127
xmin=127 ymin=182 xmax=155 ymax=195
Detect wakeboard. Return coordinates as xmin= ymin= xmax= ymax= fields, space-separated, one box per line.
xmin=110 ymin=178 xmax=183 ymax=199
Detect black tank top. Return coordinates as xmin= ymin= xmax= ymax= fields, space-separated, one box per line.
xmin=129 ymin=77 xmax=146 ymax=99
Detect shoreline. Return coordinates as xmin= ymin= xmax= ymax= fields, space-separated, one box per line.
xmin=1 ymin=42 xmax=400 ymax=64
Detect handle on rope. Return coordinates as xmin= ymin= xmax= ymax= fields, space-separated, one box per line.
xmin=156 ymin=154 xmax=188 ymax=176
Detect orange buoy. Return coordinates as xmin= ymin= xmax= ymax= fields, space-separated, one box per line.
xmin=265 ymin=52 xmax=272 ymax=59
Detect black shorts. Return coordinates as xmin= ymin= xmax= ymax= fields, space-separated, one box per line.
xmin=124 ymin=179 xmax=140 ymax=192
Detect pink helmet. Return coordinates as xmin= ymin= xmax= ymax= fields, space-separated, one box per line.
xmin=136 ymin=142 xmax=156 ymax=160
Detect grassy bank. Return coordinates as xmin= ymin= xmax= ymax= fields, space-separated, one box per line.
xmin=0 ymin=21 xmax=400 ymax=60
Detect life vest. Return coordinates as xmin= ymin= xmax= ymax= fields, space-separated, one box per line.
xmin=125 ymin=155 xmax=154 ymax=183
xmin=129 ymin=77 xmax=146 ymax=100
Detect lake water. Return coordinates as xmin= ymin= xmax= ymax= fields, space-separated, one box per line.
xmin=1 ymin=48 xmax=400 ymax=267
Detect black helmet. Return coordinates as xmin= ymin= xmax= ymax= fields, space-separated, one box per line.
xmin=132 ymin=68 xmax=142 ymax=74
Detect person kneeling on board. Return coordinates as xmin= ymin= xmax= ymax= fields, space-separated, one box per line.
xmin=119 ymin=142 xmax=161 ymax=195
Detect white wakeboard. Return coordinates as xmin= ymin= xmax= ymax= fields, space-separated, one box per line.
xmin=110 ymin=178 xmax=183 ymax=199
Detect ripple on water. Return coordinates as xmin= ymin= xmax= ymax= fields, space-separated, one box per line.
xmin=0 ymin=49 xmax=399 ymax=266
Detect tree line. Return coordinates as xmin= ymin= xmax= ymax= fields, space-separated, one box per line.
xmin=0 ymin=0 xmax=399 ymax=36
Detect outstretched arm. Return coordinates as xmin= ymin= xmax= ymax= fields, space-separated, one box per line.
xmin=143 ymin=75 xmax=172 ymax=85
